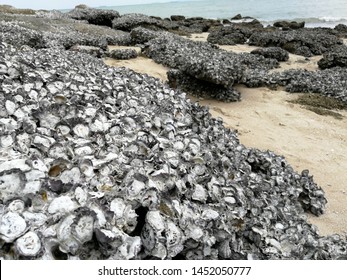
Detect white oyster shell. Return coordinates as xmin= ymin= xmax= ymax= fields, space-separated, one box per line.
xmin=8 ymin=199 xmax=25 ymax=213
xmin=73 ymin=215 xmax=94 ymax=244
xmin=15 ymin=231 xmax=41 ymax=257
xmin=48 ymin=196 xmax=77 ymax=214
xmin=0 ymin=212 xmax=27 ymax=242
xmin=73 ymin=124 xmax=90 ymax=138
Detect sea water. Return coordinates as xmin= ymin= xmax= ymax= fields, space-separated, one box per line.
xmin=95 ymin=0 xmax=347 ymax=27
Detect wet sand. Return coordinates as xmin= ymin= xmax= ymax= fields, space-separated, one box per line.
xmin=104 ymin=35 xmax=347 ymax=236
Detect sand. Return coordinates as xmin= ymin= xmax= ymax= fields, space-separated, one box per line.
xmin=105 ymin=36 xmax=347 ymax=236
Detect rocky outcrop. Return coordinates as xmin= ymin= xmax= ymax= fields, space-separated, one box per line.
xmin=248 ymin=29 xmax=342 ymax=57
xmin=112 ymin=13 xmax=177 ymax=32
xmin=207 ymin=26 xmax=253 ymax=45
xmin=171 ymin=15 xmax=185 ymax=21
xmin=144 ymin=31 xmax=277 ymax=89
xmin=67 ymin=5 xmax=120 ymax=27
xmin=242 ymin=68 xmax=347 ymax=104
xmin=0 ymin=14 xmax=132 ymax=50
xmin=167 ymin=69 xmax=241 ymax=101
xmin=251 ymin=47 xmax=289 ymax=62
xmin=273 ymin=20 xmax=305 ymax=30
xmin=130 ymin=27 xmax=159 ymax=44
xmin=112 ymin=13 xmax=221 ymax=34
xmin=334 ymin=24 xmax=347 ymax=37
xmin=318 ymin=45 xmax=347 ymax=69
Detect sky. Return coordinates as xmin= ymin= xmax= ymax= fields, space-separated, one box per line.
xmin=0 ymin=0 xmax=186 ymax=10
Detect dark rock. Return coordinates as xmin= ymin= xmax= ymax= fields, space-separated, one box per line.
xmin=171 ymin=15 xmax=186 ymax=21
xmin=251 ymin=47 xmax=289 ymax=62
xmin=150 ymin=16 xmax=162 ymax=20
xmin=248 ymin=29 xmax=342 ymax=57
xmin=335 ymin=24 xmax=347 ymax=33
xmin=67 ymin=7 xmax=120 ymax=27
xmin=229 ymin=17 xmax=264 ymax=29
xmin=222 ymin=19 xmax=231 ymax=24
xmin=318 ymin=45 xmax=347 ymax=69
xmin=75 ymin=4 xmax=89 ymax=9
xmin=112 ymin=13 xmax=177 ymax=32
xmin=207 ymin=25 xmax=253 ymax=45
xmin=107 ymin=48 xmax=138 ymax=60
xmin=231 ymin=14 xmax=242 ymax=20
xmin=167 ymin=69 xmax=241 ymax=102
xmin=274 ymin=20 xmax=305 ymax=30
xmin=334 ymin=24 xmax=347 ymax=37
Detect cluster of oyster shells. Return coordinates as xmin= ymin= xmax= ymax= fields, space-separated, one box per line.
xmin=0 ymin=33 xmax=346 ymax=260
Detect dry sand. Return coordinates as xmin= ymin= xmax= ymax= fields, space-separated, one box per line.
xmin=105 ymin=36 xmax=347 ymax=236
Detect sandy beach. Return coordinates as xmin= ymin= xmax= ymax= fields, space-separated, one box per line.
xmin=105 ymin=35 xmax=347 ymax=236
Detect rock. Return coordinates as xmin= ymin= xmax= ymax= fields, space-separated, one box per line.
xmin=107 ymin=48 xmax=138 ymax=60
xmin=171 ymin=15 xmax=185 ymax=21
xmin=231 ymin=14 xmax=242 ymax=20
xmin=274 ymin=20 xmax=305 ymax=30
xmin=251 ymin=47 xmax=289 ymax=62
xmin=130 ymin=27 xmax=160 ymax=44
xmin=248 ymin=29 xmax=342 ymax=57
xmin=334 ymin=24 xmax=347 ymax=37
xmin=167 ymin=69 xmax=241 ymax=102
xmin=144 ymin=32 xmax=277 ymax=89
xmin=207 ymin=25 xmax=254 ymax=45
xmin=112 ymin=13 xmax=175 ymax=32
xmin=257 ymin=68 xmax=347 ymax=104
xmin=75 ymin=4 xmax=89 ymax=9
xmin=318 ymin=45 xmax=347 ymax=69
xmin=67 ymin=7 xmax=120 ymax=27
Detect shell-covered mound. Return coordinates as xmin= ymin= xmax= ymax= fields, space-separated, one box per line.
xmin=0 ymin=14 xmax=132 ymax=50
xmin=248 ymin=28 xmax=342 ymax=57
xmin=242 ymin=68 xmax=347 ymax=104
xmin=0 ymin=41 xmax=346 ymax=260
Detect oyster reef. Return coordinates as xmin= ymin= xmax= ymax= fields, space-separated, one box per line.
xmin=0 ymin=6 xmax=347 ymax=260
